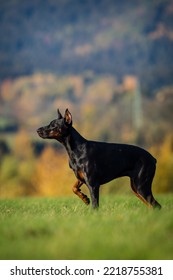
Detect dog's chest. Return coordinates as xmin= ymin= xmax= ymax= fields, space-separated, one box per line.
xmin=69 ymin=154 xmax=86 ymax=182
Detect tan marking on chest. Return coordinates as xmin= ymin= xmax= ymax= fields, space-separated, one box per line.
xmin=77 ymin=170 xmax=85 ymax=181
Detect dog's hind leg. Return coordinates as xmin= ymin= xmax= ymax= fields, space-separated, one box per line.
xmin=133 ymin=162 xmax=161 ymax=209
xmin=130 ymin=178 xmax=150 ymax=207
xmin=137 ymin=185 xmax=161 ymax=209
xmin=72 ymin=180 xmax=90 ymax=205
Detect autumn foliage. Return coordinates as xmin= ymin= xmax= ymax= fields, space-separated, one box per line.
xmin=0 ymin=74 xmax=173 ymax=197
xmin=33 ymin=147 xmax=74 ymax=197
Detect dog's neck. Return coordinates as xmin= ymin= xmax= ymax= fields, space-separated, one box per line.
xmin=61 ymin=126 xmax=87 ymax=156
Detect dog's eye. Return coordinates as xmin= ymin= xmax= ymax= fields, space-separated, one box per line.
xmin=50 ymin=121 xmax=56 ymax=128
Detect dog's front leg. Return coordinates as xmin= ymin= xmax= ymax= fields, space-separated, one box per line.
xmin=72 ymin=180 xmax=90 ymax=205
xmin=87 ymin=185 xmax=100 ymax=209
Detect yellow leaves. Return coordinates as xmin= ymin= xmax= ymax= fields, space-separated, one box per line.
xmin=14 ymin=129 xmax=34 ymax=160
xmin=159 ymin=134 xmax=173 ymax=159
xmin=151 ymin=134 xmax=173 ymax=193
xmin=33 ymin=147 xmax=74 ymax=197
xmin=1 ymin=129 xmax=75 ymax=198
xmin=85 ymin=76 xmax=116 ymax=104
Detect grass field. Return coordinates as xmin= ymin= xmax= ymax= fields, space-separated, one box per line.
xmin=0 ymin=194 xmax=173 ymax=260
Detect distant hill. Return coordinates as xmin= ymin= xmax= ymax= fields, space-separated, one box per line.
xmin=0 ymin=0 xmax=173 ymax=94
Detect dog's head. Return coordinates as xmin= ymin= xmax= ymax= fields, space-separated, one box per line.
xmin=37 ymin=109 xmax=72 ymax=142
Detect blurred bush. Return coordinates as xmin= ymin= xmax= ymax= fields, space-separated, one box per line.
xmin=32 ymin=146 xmax=74 ymax=197
xmin=0 ymin=130 xmax=35 ymax=197
xmin=152 ymin=134 xmax=173 ymax=193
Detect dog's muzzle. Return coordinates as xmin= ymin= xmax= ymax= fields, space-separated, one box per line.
xmin=37 ymin=128 xmax=45 ymax=138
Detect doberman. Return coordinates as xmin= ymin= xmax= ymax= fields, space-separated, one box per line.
xmin=37 ymin=109 xmax=161 ymax=209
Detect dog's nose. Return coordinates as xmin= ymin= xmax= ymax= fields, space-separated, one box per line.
xmin=37 ymin=128 xmax=41 ymax=134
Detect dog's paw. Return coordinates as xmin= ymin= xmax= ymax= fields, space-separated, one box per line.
xmin=83 ymin=195 xmax=90 ymax=205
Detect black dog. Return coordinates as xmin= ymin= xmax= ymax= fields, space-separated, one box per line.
xmin=37 ymin=109 xmax=161 ymax=209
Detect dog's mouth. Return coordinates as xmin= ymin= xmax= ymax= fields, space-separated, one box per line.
xmin=37 ymin=128 xmax=57 ymax=139
xmin=37 ymin=128 xmax=47 ymax=139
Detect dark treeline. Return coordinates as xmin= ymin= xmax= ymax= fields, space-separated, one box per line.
xmin=0 ymin=0 xmax=173 ymax=94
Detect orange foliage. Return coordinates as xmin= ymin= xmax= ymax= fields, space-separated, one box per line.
xmin=1 ymin=79 xmax=13 ymax=101
xmin=123 ymin=75 xmax=138 ymax=92
xmin=33 ymin=147 xmax=75 ymax=197
xmin=14 ymin=129 xmax=34 ymax=160
xmin=151 ymin=134 xmax=173 ymax=193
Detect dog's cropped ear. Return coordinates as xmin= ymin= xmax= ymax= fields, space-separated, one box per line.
xmin=57 ymin=109 xmax=63 ymax=119
xmin=64 ymin=109 xmax=72 ymax=126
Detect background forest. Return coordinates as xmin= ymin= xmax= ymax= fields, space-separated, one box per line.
xmin=0 ymin=0 xmax=173 ymax=198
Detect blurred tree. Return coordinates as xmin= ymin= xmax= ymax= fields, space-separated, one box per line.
xmin=0 ymin=155 xmax=21 ymax=198
xmin=152 ymin=134 xmax=173 ymax=193
xmin=0 ymin=140 xmax=10 ymax=157
xmin=33 ymin=147 xmax=74 ymax=197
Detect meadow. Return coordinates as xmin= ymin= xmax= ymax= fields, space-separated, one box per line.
xmin=0 ymin=194 xmax=173 ymax=260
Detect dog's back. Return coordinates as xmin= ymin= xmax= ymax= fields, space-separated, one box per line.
xmin=84 ymin=141 xmax=156 ymax=185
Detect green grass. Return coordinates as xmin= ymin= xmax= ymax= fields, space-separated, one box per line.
xmin=0 ymin=194 xmax=173 ymax=260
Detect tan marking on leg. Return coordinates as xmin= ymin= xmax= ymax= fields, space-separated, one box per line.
xmin=130 ymin=179 xmax=153 ymax=208
xmin=137 ymin=192 xmax=152 ymax=208
xmin=77 ymin=170 xmax=85 ymax=181
xmin=132 ymin=190 xmax=153 ymax=208
xmin=72 ymin=180 xmax=90 ymax=205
